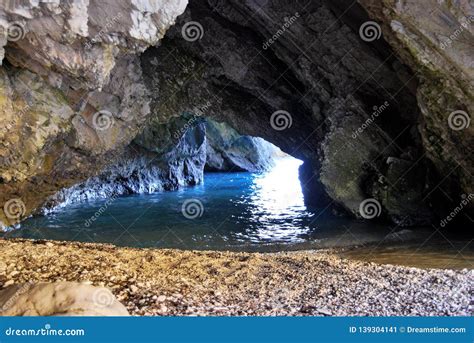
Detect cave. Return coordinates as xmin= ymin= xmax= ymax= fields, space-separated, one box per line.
xmin=2 ymin=0 xmax=470 ymax=229
xmin=0 ymin=0 xmax=472 ymax=318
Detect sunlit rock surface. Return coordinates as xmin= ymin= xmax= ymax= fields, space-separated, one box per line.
xmin=0 ymin=0 xmax=187 ymax=227
xmin=0 ymin=282 xmax=129 ymax=316
xmin=0 ymin=0 xmax=188 ymax=88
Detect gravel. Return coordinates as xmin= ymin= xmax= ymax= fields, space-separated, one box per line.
xmin=0 ymin=238 xmax=472 ymax=316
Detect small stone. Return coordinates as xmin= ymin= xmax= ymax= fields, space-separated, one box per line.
xmin=317 ymin=308 xmax=332 ymax=316
xmin=3 ymin=280 xmax=14 ymax=287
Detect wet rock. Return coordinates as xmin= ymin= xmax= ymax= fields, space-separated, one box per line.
xmin=44 ymin=120 xmax=207 ymax=208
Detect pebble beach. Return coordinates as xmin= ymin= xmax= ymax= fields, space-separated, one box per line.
xmin=0 ymin=238 xmax=472 ymax=316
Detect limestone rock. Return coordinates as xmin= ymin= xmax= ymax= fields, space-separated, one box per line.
xmin=0 ymin=0 xmax=187 ymax=227
xmin=0 ymin=0 xmax=189 ymax=88
xmin=139 ymin=1 xmax=428 ymax=221
xmin=43 ymin=118 xmax=207 ymax=208
xmin=205 ymin=119 xmax=279 ymax=172
xmin=0 ymin=282 xmax=129 ymax=316
xmin=359 ymin=0 xmax=474 ymax=215
xmin=0 ymin=54 xmax=151 ymax=227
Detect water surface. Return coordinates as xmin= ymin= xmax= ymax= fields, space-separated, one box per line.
xmin=4 ymin=158 xmax=473 ymax=269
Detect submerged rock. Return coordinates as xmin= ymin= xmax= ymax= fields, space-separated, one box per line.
xmin=0 ymin=282 xmax=129 ymax=316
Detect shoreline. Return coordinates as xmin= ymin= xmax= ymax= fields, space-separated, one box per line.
xmin=0 ymin=238 xmax=472 ymax=316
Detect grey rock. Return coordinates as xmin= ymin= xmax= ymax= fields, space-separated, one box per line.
xmin=205 ymin=119 xmax=279 ymax=172
xmin=45 ymin=120 xmax=207 ymax=208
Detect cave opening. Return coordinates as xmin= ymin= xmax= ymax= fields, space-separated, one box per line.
xmin=2 ymin=117 xmax=328 ymax=251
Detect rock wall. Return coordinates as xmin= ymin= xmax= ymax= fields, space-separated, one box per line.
xmin=0 ymin=0 xmax=188 ymax=227
xmin=44 ymin=117 xmax=279 ymax=210
xmin=205 ymin=119 xmax=279 ymax=172
xmin=359 ymin=0 xmax=473 ymax=216
xmin=44 ymin=119 xmax=207 ymax=211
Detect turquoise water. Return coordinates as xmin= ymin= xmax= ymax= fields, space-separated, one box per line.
xmin=3 ymin=158 xmax=400 ymax=251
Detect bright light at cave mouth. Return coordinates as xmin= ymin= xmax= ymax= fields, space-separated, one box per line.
xmin=227 ymin=154 xmax=311 ymax=244
xmin=250 ymin=156 xmax=305 ymax=213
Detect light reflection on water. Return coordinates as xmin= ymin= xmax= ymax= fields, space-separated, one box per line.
xmin=4 ymin=157 xmax=473 ymax=268
xmin=232 ymin=157 xmax=311 ymax=243
xmin=5 ymin=157 xmax=388 ymax=249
